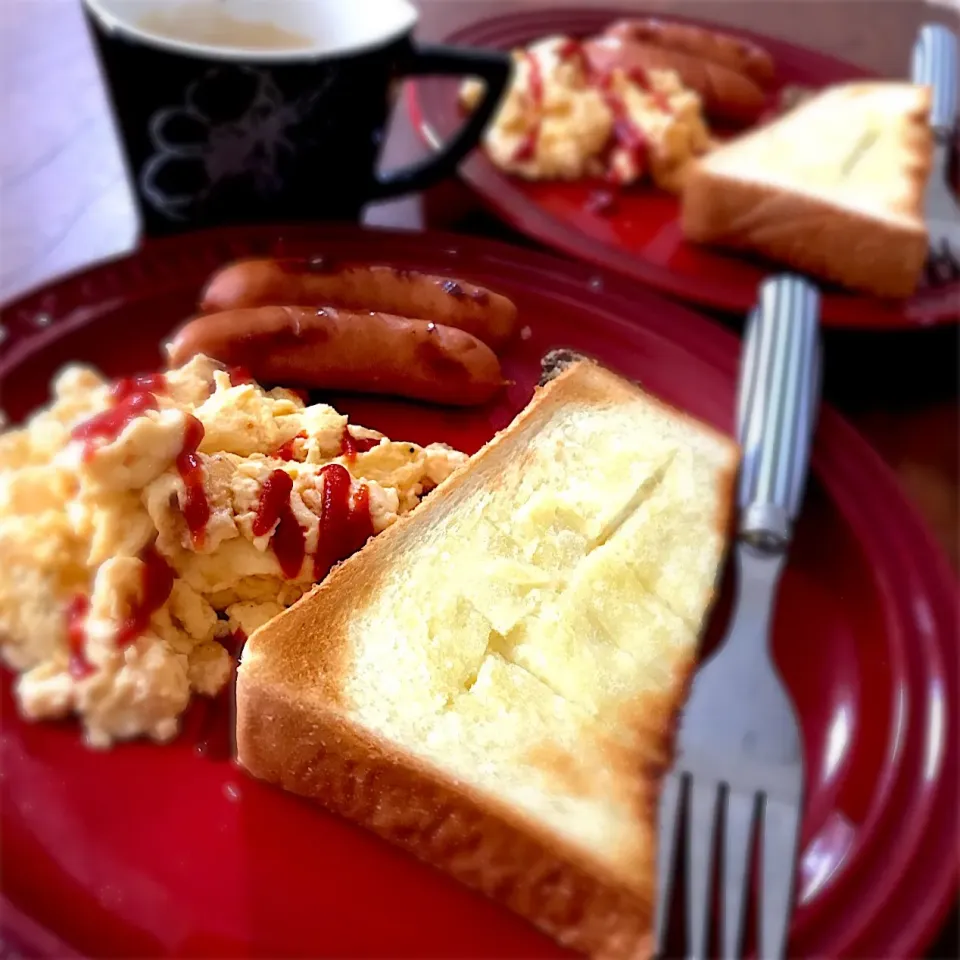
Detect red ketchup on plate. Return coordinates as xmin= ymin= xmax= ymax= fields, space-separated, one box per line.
xmin=177 ymin=415 xmax=209 ymax=546
xmin=273 ymin=431 xmax=306 ymax=462
xmin=66 ymin=595 xmax=93 ymax=679
xmin=72 ymin=370 xmax=213 ymax=546
xmin=109 ymin=373 xmax=168 ymax=402
xmin=252 ymin=464 xmax=374 ymax=581
xmin=624 ymin=66 xmax=672 ymax=113
xmin=253 ymin=469 xmax=305 ymax=579
xmin=556 ymin=38 xmax=582 ymax=61
xmin=72 ymin=372 xmax=169 ymax=460
xmin=227 ymin=366 xmax=255 ymax=386
xmin=598 ymin=72 xmax=650 ymax=184
xmin=66 ymin=545 xmax=176 ymax=671
xmin=512 ymin=41 xmax=583 ymax=163
xmin=339 ymin=424 xmax=380 ymax=460
xmin=72 ymin=391 xmax=160 ymax=460
xmin=513 ymin=50 xmax=545 ymax=162
xmin=114 ymin=547 xmax=175 ymax=649
xmin=314 ymin=464 xmax=374 ymax=581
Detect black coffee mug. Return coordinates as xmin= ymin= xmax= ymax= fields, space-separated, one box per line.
xmin=81 ymin=0 xmax=510 ymax=235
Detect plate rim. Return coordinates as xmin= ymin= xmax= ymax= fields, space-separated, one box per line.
xmin=0 ymin=223 xmax=956 ymax=958
xmin=407 ymin=4 xmax=960 ymax=330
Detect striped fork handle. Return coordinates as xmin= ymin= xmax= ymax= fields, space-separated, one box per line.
xmin=912 ymin=24 xmax=958 ymax=138
xmin=736 ymin=275 xmax=822 ymax=550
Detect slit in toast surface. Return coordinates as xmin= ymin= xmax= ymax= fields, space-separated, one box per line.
xmin=329 ymin=390 xmax=732 ymax=879
xmin=239 ymin=362 xmax=739 ymax=900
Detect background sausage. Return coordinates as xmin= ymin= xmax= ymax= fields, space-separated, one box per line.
xmin=167 ymin=306 xmax=505 ymax=407
xmin=199 ymin=259 xmax=519 ymax=351
xmin=583 ymin=35 xmax=769 ymax=127
xmin=604 ymin=18 xmax=776 ymax=88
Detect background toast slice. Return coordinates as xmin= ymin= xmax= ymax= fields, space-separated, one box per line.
xmin=681 ymin=82 xmax=932 ymax=298
xmin=237 ymin=359 xmax=739 ymax=958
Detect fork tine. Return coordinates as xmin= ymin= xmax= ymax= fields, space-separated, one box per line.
xmin=654 ymin=770 xmax=683 ymax=955
xmin=686 ymin=778 xmax=720 ymax=960
xmin=759 ymin=796 xmax=802 ymax=960
xmin=721 ymin=789 xmax=757 ymax=960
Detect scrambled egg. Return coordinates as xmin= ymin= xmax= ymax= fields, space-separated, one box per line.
xmin=461 ymin=35 xmax=711 ymax=192
xmin=603 ymin=66 xmax=711 ymax=192
xmin=0 ymin=356 xmax=466 ymax=748
xmin=466 ymin=37 xmax=613 ymax=181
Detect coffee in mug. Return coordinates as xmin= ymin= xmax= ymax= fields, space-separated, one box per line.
xmin=81 ymin=0 xmax=511 ymax=235
xmin=137 ymin=3 xmax=314 ymax=51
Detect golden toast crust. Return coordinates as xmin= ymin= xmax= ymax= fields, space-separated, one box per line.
xmin=236 ymin=359 xmax=738 ymax=958
xmin=681 ymin=81 xmax=933 ymax=299
xmin=238 ymin=680 xmax=658 ymax=958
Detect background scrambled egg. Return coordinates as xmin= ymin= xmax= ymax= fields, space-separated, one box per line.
xmin=461 ymin=35 xmax=711 ymax=192
xmin=0 ymin=356 xmax=466 ymax=748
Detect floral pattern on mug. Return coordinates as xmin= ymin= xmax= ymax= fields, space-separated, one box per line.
xmin=140 ymin=65 xmax=333 ymax=221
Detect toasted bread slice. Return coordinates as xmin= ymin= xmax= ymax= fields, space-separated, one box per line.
xmin=682 ymin=82 xmax=933 ymax=298
xmin=236 ymin=359 xmax=739 ymax=958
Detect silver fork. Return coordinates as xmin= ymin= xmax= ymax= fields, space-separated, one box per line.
xmin=655 ymin=275 xmax=820 ymax=960
xmin=912 ymin=24 xmax=960 ymax=283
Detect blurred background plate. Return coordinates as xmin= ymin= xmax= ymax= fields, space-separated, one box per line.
xmin=0 ymin=225 xmax=956 ymax=958
xmin=408 ymin=6 xmax=960 ymax=329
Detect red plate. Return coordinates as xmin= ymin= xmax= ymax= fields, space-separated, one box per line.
xmin=408 ymin=7 xmax=960 ymax=329
xmin=0 ymin=225 xmax=956 ymax=958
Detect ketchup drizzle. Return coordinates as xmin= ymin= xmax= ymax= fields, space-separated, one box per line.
xmin=274 ymin=431 xmax=306 ymax=462
xmin=253 ymin=463 xmax=374 ymax=581
xmin=77 ymin=372 xmax=213 ymax=543
xmin=556 ymin=38 xmax=583 ymax=62
xmin=110 ymin=373 xmax=167 ymax=403
xmin=72 ymin=373 xmax=212 ymax=554
xmin=253 ymin=470 xmax=293 ymax=537
xmin=253 ymin=470 xmax=305 ymax=579
xmin=513 ymin=50 xmax=544 ymax=162
xmin=313 ymin=464 xmax=374 ymax=581
xmin=227 ymin=366 xmax=255 ymax=386
xmin=66 ymin=595 xmax=93 ymax=679
xmin=71 ymin=391 xmax=159 ymax=460
xmin=64 ymin=546 xmax=175 ymax=674
xmin=513 ymin=41 xmax=586 ymax=163
xmin=339 ymin=425 xmax=380 ymax=460
xmin=630 ymin=63 xmax=673 ymax=114
xmin=114 ymin=547 xmax=175 ymax=649
xmin=599 ymin=73 xmax=649 ymax=183
xmin=175 ymin=415 xmax=210 ymax=546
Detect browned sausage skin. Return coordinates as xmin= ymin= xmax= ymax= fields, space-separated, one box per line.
xmin=583 ymin=37 xmax=768 ymax=127
xmin=604 ymin=19 xmax=776 ymax=88
xmin=167 ymin=306 xmax=505 ymax=407
xmin=586 ymin=19 xmax=777 ymax=127
xmin=199 ymin=259 xmax=519 ymax=351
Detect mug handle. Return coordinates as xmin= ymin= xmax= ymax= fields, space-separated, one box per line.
xmin=371 ymin=43 xmax=512 ymax=200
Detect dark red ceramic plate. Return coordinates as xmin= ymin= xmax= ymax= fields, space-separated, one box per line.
xmin=0 ymin=225 xmax=956 ymax=959
xmin=408 ymin=7 xmax=960 ymax=329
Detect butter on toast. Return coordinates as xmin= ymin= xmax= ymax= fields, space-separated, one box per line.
xmin=681 ymin=82 xmax=933 ymax=298
xmin=236 ymin=359 xmax=739 ymax=958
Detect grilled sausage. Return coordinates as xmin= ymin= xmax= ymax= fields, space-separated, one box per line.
xmin=585 ymin=20 xmax=777 ymax=127
xmin=167 ymin=306 xmax=505 ymax=407
xmin=605 ymin=19 xmax=776 ymax=87
xmin=199 ymin=259 xmax=519 ymax=351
